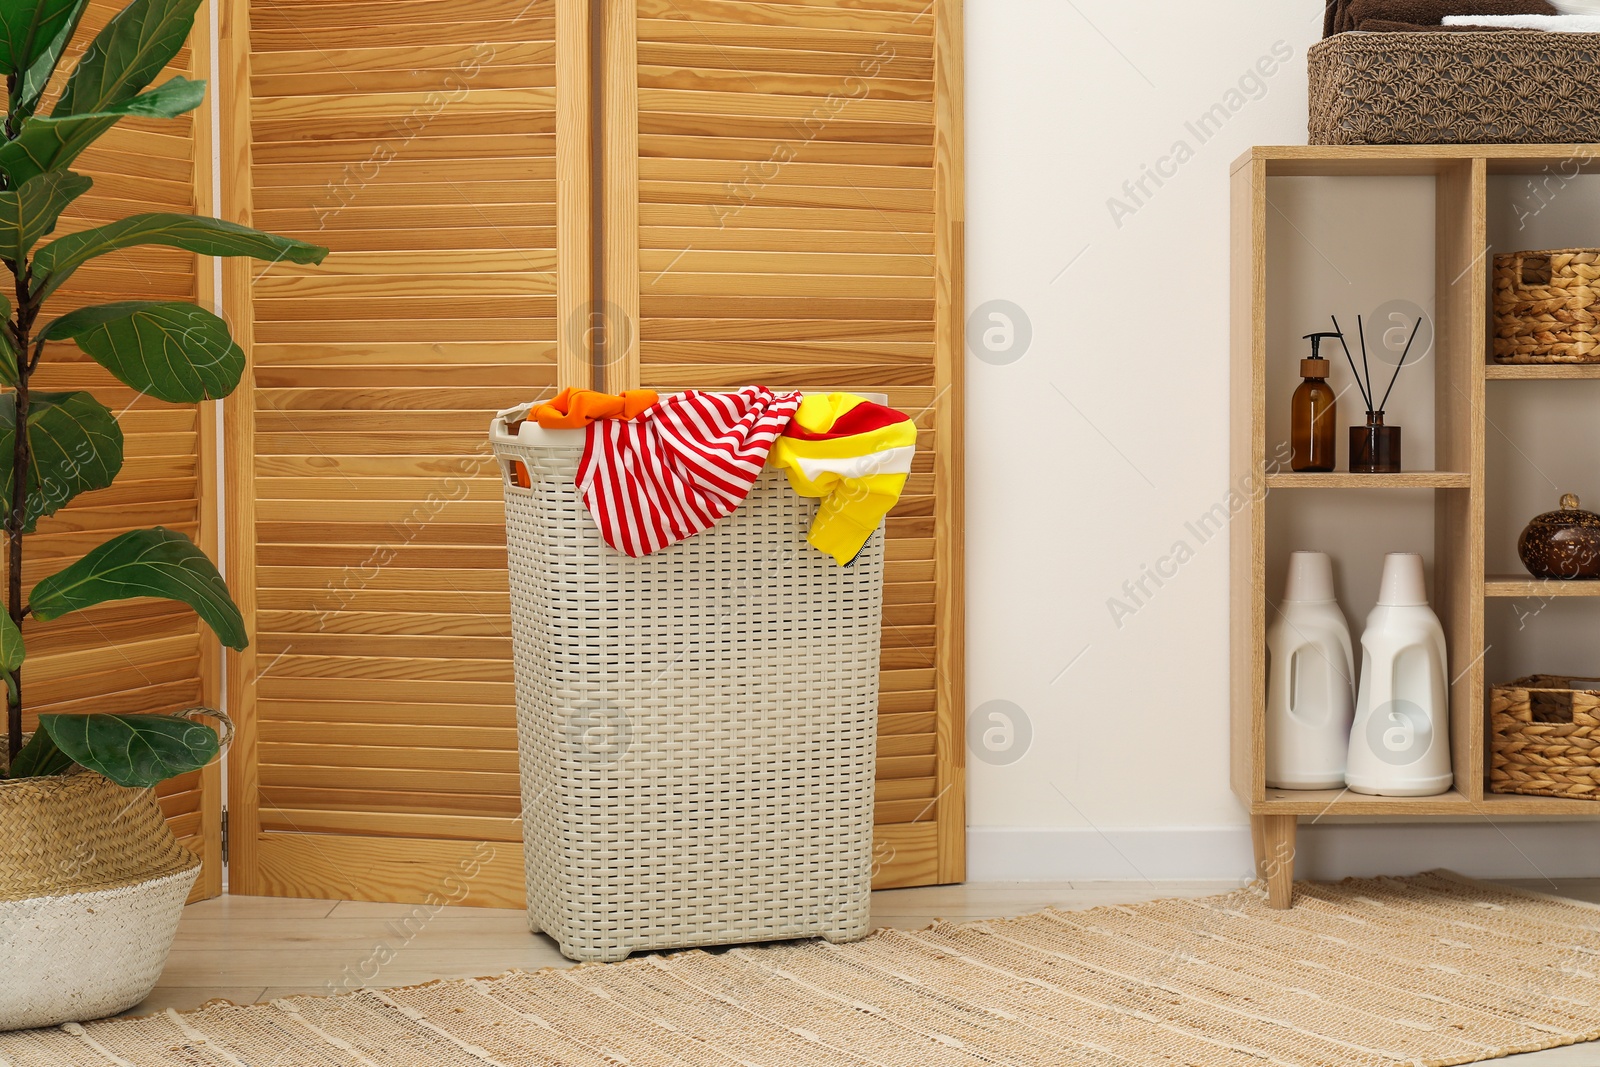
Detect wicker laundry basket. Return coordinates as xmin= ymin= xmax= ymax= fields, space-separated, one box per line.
xmin=1491 ymin=676 xmax=1600 ymax=800
xmin=1494 ymin=249 xmax=1600 ymax=363
xmin=1309 ymin=32 xmax=1600 ymax=145
xmin=491 ymin=403 xmax=883 ymax=963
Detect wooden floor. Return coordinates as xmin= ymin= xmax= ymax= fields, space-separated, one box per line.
xmin=138 ymin=879 xmax=1600 ymax=1065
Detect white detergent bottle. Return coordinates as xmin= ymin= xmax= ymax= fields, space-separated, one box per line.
xmin=1345 ymin=552 xmax=1453 ymax=797
xmin=1266 ymin=551 xmax=1356 ymax=789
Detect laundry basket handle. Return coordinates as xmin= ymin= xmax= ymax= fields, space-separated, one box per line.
xmin=491 ymin=402 xmax=536 ymax=447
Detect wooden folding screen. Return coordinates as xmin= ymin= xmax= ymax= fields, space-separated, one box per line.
xmin=223 ymin=0 xmax=963 ymax=901
xmin=219 ymin=0 xmax=559 ymax=902
xmin=13 ymin=0 xmax=223 ymax=900
xmin=603 ymin=0 xmax=965 ymax=888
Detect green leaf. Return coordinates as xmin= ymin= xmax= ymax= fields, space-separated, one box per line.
xmin=0 ymin=170 xmax=91 ymax=261
xmin=0 ymin=608 xmax=22 ymax=769
xmin=0 ymin=0 xmax=80 ymax=71
xmin=0 ymin=291 xmax=15 ymax=388
xmin=0 ymin=0 xmax=92 ymax=122
xmin=37 ymin=711 xmax=218 ymax=787
xmin=0 ymin=390 xmax=123 ymax=531
xmin=38 ymin=300 xmax=241 ymax=403
xmin=0 ymin=76 xmax=205 ymax=187
xmin=7 ymin=726 xmax=75 ymax=779
xmin=0 ymin=609 xmax=21 ymax=673
xmin=53 ymin=0 xmax=200 ymax=116
xmin=34 ymin=213 xmax=327 ymax=301
xmin=30 ymin=526 xmax=246 ymax=649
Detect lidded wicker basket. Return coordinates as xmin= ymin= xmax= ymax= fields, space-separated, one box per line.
xmin=1309 ymin=33 xmax=1600 ymax=146
xmin=1490 ymin=676 xmax=1600 ymax=801
xmin=1494 ymin=250 xmax=1600 ymax=364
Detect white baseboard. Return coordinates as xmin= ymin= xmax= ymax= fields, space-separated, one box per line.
xmin=967 ymin=823 xmax=1600 ymax=883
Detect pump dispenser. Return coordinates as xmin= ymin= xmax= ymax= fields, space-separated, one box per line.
xmin=1291 ymin=332 xmax=1340 ymax=472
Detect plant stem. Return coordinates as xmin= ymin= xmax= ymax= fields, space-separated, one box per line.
xmin=6 ymin=266 xmax=31 ymax=764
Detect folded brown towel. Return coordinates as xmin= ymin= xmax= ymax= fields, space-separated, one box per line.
xmin=1354 ymin=17 xmax=1528 ymax=29
xmin=1328 ymin=0 xmax=1557 ymax=35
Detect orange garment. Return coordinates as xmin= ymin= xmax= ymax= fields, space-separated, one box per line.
xmin=532 ymin=388 xmax=658 ymax=429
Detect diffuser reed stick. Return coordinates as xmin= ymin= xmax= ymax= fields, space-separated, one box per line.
xmin=1330 ymin=315 xmax=1372 ymax=410
xmin=1358 ymin=314 xmax=1372 ymax=406
xmin=1329 ymin=313 xmax=1421 ymax=413
xmin=1376 ymin=317 xmax=1423 ymax=413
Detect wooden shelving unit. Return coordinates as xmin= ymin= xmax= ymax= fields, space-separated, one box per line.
xmin=1484 ymin=364 xmax=1600 ymax=380
xmin=1264 ymin=472 xmax=1472 ymax=489
xmin=1231 ymin=144 xmax=1600 ymax=908
xmin=1484 ymin=576 xmax=1600 ymax=598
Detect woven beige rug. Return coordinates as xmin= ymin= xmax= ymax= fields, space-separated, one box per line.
xmin=6 ymin=871 xmax=1600 ymax=1066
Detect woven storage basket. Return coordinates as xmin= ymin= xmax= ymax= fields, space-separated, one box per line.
xmin=1490 ymin=676 xmax=1600 ymax=800
xmin=1494 ymin=249 xmax=1600 ymax=363
xmin=491 ymin=403 xmax=882 ymax=963
xmin=1309 ymin=32 xmax=1600 ymax=145
xmin=0 ymin=741 xmax=200 ymax=1030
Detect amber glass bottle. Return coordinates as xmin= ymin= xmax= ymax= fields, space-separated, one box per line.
xmin=1291 ymin=356 xmax=1337 ymax=472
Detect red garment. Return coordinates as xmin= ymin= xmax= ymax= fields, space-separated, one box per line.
xmin=576 ymin=386 xmax=801 ymax=557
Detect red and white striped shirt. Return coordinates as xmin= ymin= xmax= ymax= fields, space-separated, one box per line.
xmin=576 ymin=386 xmax=802 ymax=557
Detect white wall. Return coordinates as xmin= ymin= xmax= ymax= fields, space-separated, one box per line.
xmin=961 ymin=0 xmax=1600 ymax=881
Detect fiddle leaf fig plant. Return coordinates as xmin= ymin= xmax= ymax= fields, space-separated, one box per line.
xmin=0 ymin=0 xmax=327 ymax=783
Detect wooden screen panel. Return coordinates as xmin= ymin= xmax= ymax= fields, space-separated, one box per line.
xmin=3 ymin=0 xmax=222 ymax=900
xmin=616 ymin=0 xmax=965 ymax=887
xmin=223 ymin=0 xmax=562 ymax=901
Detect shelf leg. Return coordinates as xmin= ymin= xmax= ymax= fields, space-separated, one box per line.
xmin=1250 ymin=813 xmax=1297 ymax=909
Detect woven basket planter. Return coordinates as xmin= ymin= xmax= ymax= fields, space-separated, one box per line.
xmin=491 ymin=407 xmax=882 ymax=963
xmin=1494 ymin=249 xmax=1600 ymax=363
xmin=0 ymin=742 xmax=199 ymax=1031
xmin=1309 ymin=33 xmax=1600 ymax=145
xmin=1490 ymin=676 xmax=1600 ymax=801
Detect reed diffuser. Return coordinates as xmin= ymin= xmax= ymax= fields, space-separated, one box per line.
xmin=1332 ymin=313 xmax=1421 ymax=474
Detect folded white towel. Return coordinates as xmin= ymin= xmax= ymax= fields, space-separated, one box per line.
xmin=1442 ymin=13 xmax=1600 ymax=27
xmin=1552 ymin=0 xmax=1600 ymax=14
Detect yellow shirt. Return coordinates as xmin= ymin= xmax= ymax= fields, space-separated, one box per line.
xmin=768 ymin=393 xmax=916 ymax=565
